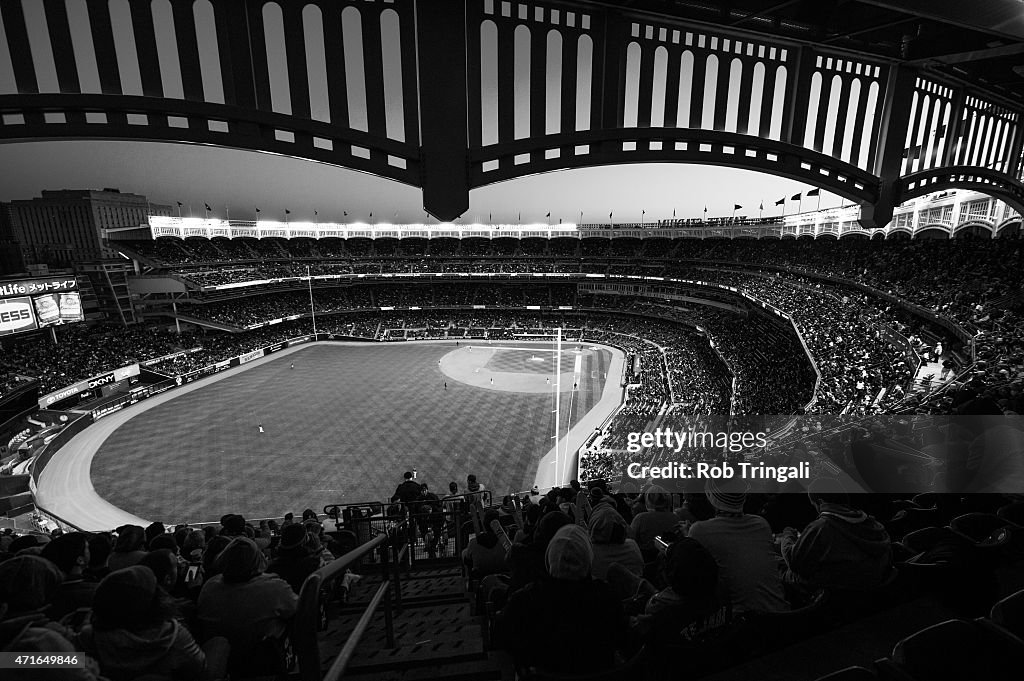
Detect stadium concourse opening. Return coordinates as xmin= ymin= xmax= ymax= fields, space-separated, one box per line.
xmin=35 ymin=340 xmax=624 ymax=530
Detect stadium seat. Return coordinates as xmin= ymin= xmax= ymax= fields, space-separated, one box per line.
xmin=899 ymin=526 xmax=968 ymax=554
xmin=949 ymin=513 xmax=1013 ymax=548
xmin=991 ymin=589 xmax=1024 ymax=640
xmin=997 ymin=501 xmax=1024 ymax=528
xmin=878 ymin=618 xmax=1024 ymax=681
xmin=814 ymin=666 xmax=878 ymax=681
xmin=885 ymin=507 xmax=940 ymax=540
xmin=517 ymin=645 xmax=646 ymax=681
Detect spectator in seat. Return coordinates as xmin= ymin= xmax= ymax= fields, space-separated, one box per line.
xmin=0 ymin=555 xmax=63 ymax=620
xmin=140 ymin=549 xmax=181 ymax=593
xmin=630 ymin=537 xmax=730 ymax=647
xmin=79 ymin=565 xmax=226 ymax=681
xmin=780 ymin=479 xmax=895 ymax=592
xmin=588 ymin=503 xmax=643 ymax=581
xmin=85 ymin=533 xmax=113 ymax=582
xmin=496 ymin=525 xmax=627 ymax=675
xmin=0 ymin=556 xmax=104 ymax=681
xmin=506 ymin=510 xmax=571 ymax=594
xmin=144 ymin=522 xmax=166 ymax=549
xmin=40 ymin=532 xmax=96 ymax=621
xmin=630 ymin=485 xmax=680 ymax=558
xmin=267 ymin=524 xmax=321 ymax=594
xmin=108 ymin=525 xmax=147 ymax=571
xmin=462 ymin=511 xmax=508 ymax=578
xmin=687 ymin=479 xmax=789 ymax=614
xmin=182 ymin=529 xmax=206 ymax=564
xmin=197 ymin=537 xmax=298 ymax=675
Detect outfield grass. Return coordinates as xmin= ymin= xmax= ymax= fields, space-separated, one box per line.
xmin=90 ymin=342 xmax=611 ymax=522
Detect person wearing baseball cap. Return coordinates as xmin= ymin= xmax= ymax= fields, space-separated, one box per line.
xmin=687 ymin=478 xmax=789 ymax=614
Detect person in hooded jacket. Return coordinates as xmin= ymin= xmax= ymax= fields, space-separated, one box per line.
xmin=588 ymin=503 xmax=643 ymax=581
xmin=78 ymin=565 xmax=227 ymax=680
xmin=780 ymin=479 xmax=895 ymax=592
xmin=197 ymin=537 xmax=297 ymax=675
xmin=495 ymin=525 xmax=628 ymax=675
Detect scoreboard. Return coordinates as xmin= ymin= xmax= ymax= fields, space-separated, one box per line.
xmin=0 ymin=277 xmax=83 ymax=337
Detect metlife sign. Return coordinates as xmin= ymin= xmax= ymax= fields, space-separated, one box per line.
xmin=0 ymin=297 xmax=38 ymax=336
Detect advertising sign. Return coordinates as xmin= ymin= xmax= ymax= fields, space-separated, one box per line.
xmin=0 ymin=277 xmax=78 ymax=298
xmin=38 ymin=364 xmax=141 ymax=408
xmin=238 ymin=349 xmax=265 ymax=365
xmin=0 ymin=297 xmax=38 ymax=336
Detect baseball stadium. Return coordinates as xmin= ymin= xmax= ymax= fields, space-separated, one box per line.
xmin=1 ymin=2 xmax=1024 ymax=681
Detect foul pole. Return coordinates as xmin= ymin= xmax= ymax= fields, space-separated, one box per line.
xmin=552 ymin=326 xmax=562 ymax=487
xmin=307 ymin=265 xmax=318 ymax=335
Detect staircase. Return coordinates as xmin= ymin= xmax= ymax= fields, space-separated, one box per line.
xmin=317 ymin=562 xmax=512 ymax=681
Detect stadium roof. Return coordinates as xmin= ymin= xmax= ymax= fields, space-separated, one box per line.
xmin=609 ymin=0 xmax=1024 ymax=103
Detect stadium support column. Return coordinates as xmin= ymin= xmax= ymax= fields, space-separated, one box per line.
xmin=416 ymin=0 xmax=469 ymax=221
xmin=860 ymin=65 xmax=917 ymax=230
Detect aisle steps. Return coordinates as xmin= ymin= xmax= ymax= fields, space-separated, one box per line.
xmin=316 ymin=563 xmax=512 ymax=681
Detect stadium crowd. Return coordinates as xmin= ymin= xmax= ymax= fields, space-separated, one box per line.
xmin=0 ymin=510 xmax=364 ymax=680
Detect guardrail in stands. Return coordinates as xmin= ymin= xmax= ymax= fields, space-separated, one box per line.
xmin=295 ymin=523 xmax=407 ymax=681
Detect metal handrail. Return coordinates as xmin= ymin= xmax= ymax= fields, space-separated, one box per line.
xmin=295 ymin=530 xmax=395 ymax=681
xmin=322 ymin=580 xmax=392 ymax=681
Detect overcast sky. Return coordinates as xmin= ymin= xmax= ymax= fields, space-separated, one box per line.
xmin=0 ymin=139 xmax=834 ymax=224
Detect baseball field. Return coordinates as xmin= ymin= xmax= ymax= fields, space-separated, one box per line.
xmin=40 ymin=341 xmax=623 ymax=527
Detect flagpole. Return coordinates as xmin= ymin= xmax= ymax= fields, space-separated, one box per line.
xmin=817 ymin=192 xmax=822 ymax=211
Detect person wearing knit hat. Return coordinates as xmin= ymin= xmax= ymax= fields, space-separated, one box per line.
xmin=214 ymin=537 xmax=267 ymax=583
xmin=79 ymin=565 xmax=219 ymax=680
xmin=704 ymin=477 xmax=748 ymax=513
xmin=496 ymin=525 xmax=627 ymax=675
xmin=0 ymin=555 xmax=63 ymax=617
xmin=688 ymin=478 xmax=789 ymax=614
xmin=198 ymin=537 xmax=298 ymax=675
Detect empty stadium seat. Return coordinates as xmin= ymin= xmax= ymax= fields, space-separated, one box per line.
xmin=949 ymin=513 xmax=1013 ymax=548
xmin=899 ymin=526 xmax=969 ymax=554
xmin=517 ymin=645 xmax=646 ymax=681
xmin=991 ymin=589 xmax=1024 ymax=640
xmin=878 ymin=619 xmax=1024 ymax=681
xmin=814 ymin=666 xmax=878 ymax=681
xmin=997 ymin=501 xmax=1024 ymax=528
xmin=885 ymin=507 xmax=940 ymax=540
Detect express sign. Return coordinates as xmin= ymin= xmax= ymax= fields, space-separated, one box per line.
xmin=0 ymin=297 xmax=38 ymax=336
